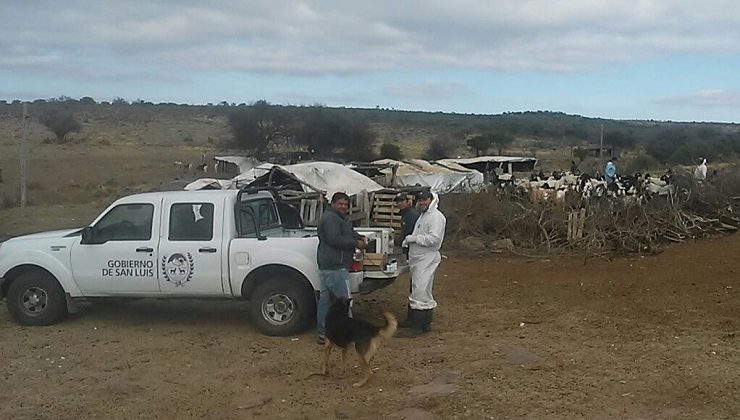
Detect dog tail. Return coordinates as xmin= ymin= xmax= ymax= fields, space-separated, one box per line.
xmin=379 ymin=311 xmax=398 ymax=339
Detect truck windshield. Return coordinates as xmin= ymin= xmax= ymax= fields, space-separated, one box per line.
xmin=238 ymin=198 xmax=280 ymax=237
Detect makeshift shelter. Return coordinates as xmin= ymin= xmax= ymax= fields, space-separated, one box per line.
xmin=214 ymin=156 xmax=262 ymax=175
xmin=440 ymin=156 xmax=537 ymax=181
xmin=240 ymin=161 xmax=384 ymax=198
xmin=440 ymin=156 xmax=537 ymax=174
xmin=585 ymin=146 xmax=613 ymax=158
xmin=372 ymin=159 xmax=484 ymax=193
xmin=345 ymin=161 xmax=394 ymax=185
xmin=238 ymin=162 xmax=385 ymax=226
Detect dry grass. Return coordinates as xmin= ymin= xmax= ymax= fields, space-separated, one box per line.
xmin=0 ymin=111 xmax=223 ymax=235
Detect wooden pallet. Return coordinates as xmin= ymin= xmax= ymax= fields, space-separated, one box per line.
xmin=347 ymin=190 xmax=370 ymax=226
xmin=363 ymin=252 xmax=387 ymax=271
xmin=567 ymin=208 xmax=586 ymax=242
xmin=299 ymin=199 xmax=324 ymax=226
xmin=371 ymin=192 xmax=401 ymax=229
xmin=373 ymin=192 xmax=399 ymax=200
xmin=372 ymin=214 xmax=401 ymax=220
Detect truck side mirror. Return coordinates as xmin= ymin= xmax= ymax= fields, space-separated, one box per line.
xmin=81 ymin=227 xmax=94 ymax=244
xmin=81 ymin=226 xmax=105 ymax=245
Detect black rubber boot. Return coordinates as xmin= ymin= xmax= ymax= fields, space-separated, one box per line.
xmin=398 ymin=305 xmax=415 ymax=328
xmin=396 ymin=309 xmax=426 ymax=338
xmin=421 ymin=309 xmax=433 ymax=332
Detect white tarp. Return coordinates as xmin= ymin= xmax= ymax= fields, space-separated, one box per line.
xmin=372 ymin=159 xmax=484 ymax=193
xmin=184 ymin=178 xmax=235 ymax=190
xmin=240 ymin=161 xmax=384 ymax=198
xmin=232 ymin=163 xmax=276 ymax=185
xmin=185 ymin=162 xmax=274 ymax=191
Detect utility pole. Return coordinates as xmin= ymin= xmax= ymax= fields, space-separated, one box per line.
xmin=599 ymin=123 xmax=604 ymax=163
xmin=20 ymin=102 xmax=28 ymax=207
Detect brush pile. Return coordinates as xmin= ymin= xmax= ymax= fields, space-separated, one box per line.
xmin=442 ymin=168 xmax=740 ymax=255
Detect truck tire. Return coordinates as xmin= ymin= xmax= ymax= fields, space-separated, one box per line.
xmin=6 ymin=269 xmax=68 ymax=326
xmin=248 ymin=276 xmax=315 ymax=336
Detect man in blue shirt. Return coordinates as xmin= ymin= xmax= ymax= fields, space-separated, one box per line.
xmin=604 ymin=158 xmax=617 ymax=189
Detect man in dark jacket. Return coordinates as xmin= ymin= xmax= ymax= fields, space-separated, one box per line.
xmin=394 ymin=193 xmax=421 ymax=252
xmin=316 ymin=192 xmax=367 ymax=344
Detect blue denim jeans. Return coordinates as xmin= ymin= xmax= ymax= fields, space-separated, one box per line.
xmin=316 ymin=269 xmax=350 ymax=337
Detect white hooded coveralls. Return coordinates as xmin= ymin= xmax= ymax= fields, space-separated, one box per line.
xmin=694 ymin=158 xmax=707 ymax=181
xmin=403 ymin=193 xmax=446 ymax=310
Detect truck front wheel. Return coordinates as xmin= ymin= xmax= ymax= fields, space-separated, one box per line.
xmin=249 ymin=276 xmax=315 ymax=336
xmin=7 ymin=269 xmax=68 ymax=326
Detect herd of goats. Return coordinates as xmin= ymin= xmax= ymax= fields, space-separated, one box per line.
xmin=502 ymin=169 xmax=677 ymax=205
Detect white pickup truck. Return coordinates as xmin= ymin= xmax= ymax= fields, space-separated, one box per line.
xmin=0 ymin=188 xmax=404 ymax=335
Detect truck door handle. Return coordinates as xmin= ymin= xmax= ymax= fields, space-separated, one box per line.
xmin=136 ymin=247 xmax=154 ymax=253
xmin=199 ymin=247 xmax=217 ymax=253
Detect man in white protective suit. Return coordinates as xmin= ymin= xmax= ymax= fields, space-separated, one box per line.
xmin=694 ymin=158 xmax=707 ymax=183
xmin=398 ymin=189 xmax=446 ymax=337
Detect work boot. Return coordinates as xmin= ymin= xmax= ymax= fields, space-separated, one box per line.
xmin=421 ymin=309 xmax=433 ymax=332
xmin=396 ymin=309 xmax=426 ymax=338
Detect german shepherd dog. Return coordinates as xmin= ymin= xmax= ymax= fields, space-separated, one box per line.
xmin=320 ymin=295 xmax=398 ymax=387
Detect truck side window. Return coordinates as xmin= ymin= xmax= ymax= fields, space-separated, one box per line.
xmin=169 ymin=203 xmax=214 ymax=241
xmin=95 ymin=204 xmax=154 ymax=241
xmin=237 ymin=198 xmax=281 ymax=237
xmin=277 ymin=202 xmax=304 ymax=229
xmin=238 ymin=209 xmax=258 ymax=237
xmin=257 ymin=202 xmax=278 ymax=226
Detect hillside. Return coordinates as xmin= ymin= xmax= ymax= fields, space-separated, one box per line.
xmin=1 ymin=99 xmax=739 ymax=230
xmin=2 ymin=100 xmax=739 ymax=160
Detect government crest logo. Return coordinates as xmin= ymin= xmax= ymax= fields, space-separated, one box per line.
xmin=161 ymin=253 xmax=194 ymax=286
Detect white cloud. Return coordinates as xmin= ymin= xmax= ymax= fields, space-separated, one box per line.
xmin=2 ymin=0 xmax=740 ymax=77
xmin=655 ymin=89 xmax=740 ymax=107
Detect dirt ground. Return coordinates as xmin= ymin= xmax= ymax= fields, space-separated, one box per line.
xmin=1 ymin=233 xmax=737 ymax=419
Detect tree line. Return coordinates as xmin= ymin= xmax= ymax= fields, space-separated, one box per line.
xmin=227 ymin=100 xmax=378 ymax=161
xmin=4 ymin=98 xmax=740 ymax=165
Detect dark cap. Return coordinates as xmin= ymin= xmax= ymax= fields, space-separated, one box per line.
xmin=416 ymin=190 xmax=433 ymax=200
xmin=393 ymin=193 xmax=408 ymax=202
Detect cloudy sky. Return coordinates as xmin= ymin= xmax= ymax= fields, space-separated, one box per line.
xmin=2 ymin=0 xmax=739 ymax=122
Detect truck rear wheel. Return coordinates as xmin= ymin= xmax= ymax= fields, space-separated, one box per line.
xmin=249 ymin=276 xmax=315 ymax=336
xmin=7 ymin=269 xmax=68 ymax=326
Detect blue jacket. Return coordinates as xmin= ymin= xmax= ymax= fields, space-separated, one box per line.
xmin=605 ymin=161 xmax=616 ymax=179
xmin=317 ymin=208 xmax=362 ymax=270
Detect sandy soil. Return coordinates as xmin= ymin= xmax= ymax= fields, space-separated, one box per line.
xmin=1 ymin=233 xmax=738 ymax=419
